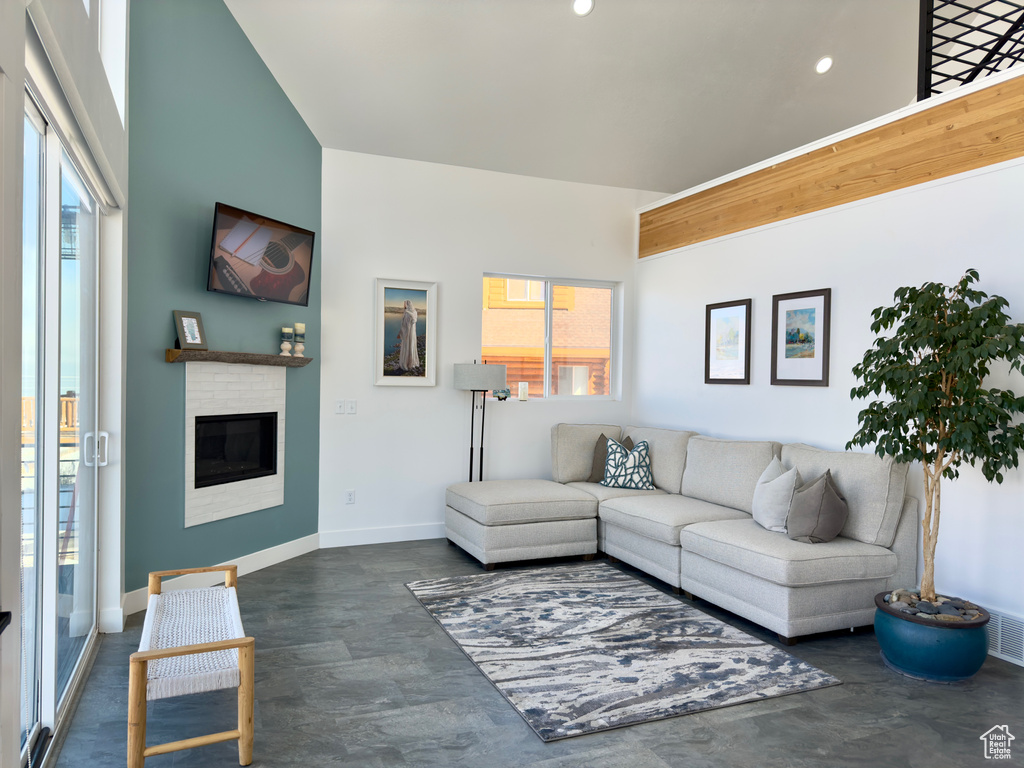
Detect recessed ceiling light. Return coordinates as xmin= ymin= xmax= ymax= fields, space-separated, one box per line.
xmin=815 ymin=56 xmax=834 ymax=75
xmin=573 ymin=0 xmax=594 ymax=17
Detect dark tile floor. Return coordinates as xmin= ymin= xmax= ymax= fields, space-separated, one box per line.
xmin=56 ymin=541 xmax=1024 ymax=767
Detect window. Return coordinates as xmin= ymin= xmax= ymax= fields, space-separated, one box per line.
xmin=506 ymin=279 xmax=544 ymax=302
xmin=481 ymin=276 xmax=616 ymax=398
xmin=558 ymin=365 xmax=590 ymax=396
xmin=99 ymin=0 xmax=128 ymax=124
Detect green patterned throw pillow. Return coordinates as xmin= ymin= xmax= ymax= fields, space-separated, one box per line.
xmin=601 ymin=438 xmax=655 ymax=490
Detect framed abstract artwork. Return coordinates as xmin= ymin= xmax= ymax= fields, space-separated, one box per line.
xmin=771 ymin=288 xmax=831 ymax=387
xmin=374 ymin=278 xmax=437 ymax=386
xmin=705 ymin=299 xmax=752 ymax=385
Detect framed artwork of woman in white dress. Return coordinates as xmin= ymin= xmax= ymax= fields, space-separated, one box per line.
xmin=374 ymin=278 xmax=437 ymax=386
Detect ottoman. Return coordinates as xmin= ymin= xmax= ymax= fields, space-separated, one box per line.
xmin=445 ymin=479 xmax=599 ymax=568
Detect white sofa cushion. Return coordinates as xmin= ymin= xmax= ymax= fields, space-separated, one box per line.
xmin=599 ymin=494 xmax=748 ymax=545
xmin=679 ymin=518 xmax=897 ymax=587
xmin=781 ymin=443 xmax=909 ymax=547
xmin=446 ymin=479 xmax=597 ymax=525
xmin=751 ymin=457 xmax=801 ymax=532
xmin=622 ymin=426 xmax=697 ymax=493
xmin=550 ymin=423 xmax=622 ymax=483
xmin=566 ymin=482 xmax=666 ymax=503
xmin=680 ymin=436 xmax=781 ymax=513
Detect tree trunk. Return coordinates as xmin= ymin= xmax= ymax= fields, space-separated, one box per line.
xmin=919 ymin=462 xmax=942 ymax=602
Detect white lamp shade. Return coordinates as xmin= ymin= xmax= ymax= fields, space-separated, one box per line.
xmin=453 ymin=363 xmax=507 ymax=391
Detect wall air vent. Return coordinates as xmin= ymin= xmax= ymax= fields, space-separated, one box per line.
xmin=986 ymin=609 xmax=1024 ymax=667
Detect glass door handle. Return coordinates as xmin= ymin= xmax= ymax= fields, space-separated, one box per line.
xmin=83 ymin=432 xmax=95 ymax=467
xmin=97 ymin=431 xmax=109 ymax=467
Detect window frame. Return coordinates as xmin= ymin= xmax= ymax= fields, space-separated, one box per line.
xmin=482 ymin=273 xmax=620 ymax=400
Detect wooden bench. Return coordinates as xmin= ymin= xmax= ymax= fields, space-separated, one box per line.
xmin=127 ymin=565 xmax=254 ymax=767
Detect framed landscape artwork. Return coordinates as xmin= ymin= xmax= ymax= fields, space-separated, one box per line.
xmin=374 ymin=278 xmax=437 ymax=386
xmin=705 ymin=299 xmax=752 ymax=384
xmin=771 ymin=288 xmax=831 ymax=386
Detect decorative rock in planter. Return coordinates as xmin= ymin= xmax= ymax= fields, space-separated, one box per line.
xmin=874 ymin=592 xmax=990 ymax=683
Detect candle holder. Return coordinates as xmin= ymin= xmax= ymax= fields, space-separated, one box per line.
xmin=293 ymin=323 xmax=306 ymax=358
xmin=280 ymin=327 xmax=294 ymax=357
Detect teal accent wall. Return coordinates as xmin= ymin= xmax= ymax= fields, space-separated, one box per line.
xmin=126 ymin=0 xmax=321 ymax=591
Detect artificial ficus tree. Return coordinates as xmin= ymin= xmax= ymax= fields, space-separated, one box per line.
xmin=848 ymin=269 xmax=1024 ymax=603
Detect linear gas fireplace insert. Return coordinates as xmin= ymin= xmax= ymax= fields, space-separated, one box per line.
xmin=194 ymin=411 xmax=277 ymax=489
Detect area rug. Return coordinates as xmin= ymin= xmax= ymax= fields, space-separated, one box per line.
xmin=406 ymin=562 xmax=840 ymax=741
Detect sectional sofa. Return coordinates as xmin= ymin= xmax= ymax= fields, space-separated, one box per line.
xmin=446 ymin=423 xmax=919 ymax=642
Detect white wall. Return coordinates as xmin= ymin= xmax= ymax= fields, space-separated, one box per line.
xmin=319 ymin=149 xmax=661 ymax=546
xmin=633 ymin=157 xmax=1024 ymax=617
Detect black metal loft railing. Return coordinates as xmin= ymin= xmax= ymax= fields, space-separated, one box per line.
xmin=919 ymin=0 xmax=1024 ymax=100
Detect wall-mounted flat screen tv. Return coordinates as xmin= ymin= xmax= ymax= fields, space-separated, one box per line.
xmin=207 ymin=202 xmax=315 ymax=306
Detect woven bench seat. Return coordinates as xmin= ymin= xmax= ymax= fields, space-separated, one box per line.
xmin=128 ymin=565 xmax=254 ymax=767
xmin=139 ymin=586 xmax=245 ymax=700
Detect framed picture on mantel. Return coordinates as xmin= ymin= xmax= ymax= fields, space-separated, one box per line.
xmin=173 ymin=310 xmax=208 ymax=351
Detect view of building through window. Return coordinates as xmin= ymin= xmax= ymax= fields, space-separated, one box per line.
xmin=481 ymin=277 xmax=613 ymax=397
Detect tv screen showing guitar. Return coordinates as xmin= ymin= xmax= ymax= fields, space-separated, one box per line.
xmin=207 ymin=202 xmax=315 ymax=306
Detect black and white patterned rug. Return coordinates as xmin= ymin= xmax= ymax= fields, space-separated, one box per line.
xmin=406 ymin=562 xmax=840 ymax=741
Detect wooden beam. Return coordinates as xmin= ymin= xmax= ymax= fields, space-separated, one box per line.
xmin=639 ymin=75 xmax=1024 ymax=259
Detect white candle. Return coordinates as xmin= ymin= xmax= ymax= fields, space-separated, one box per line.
xmin=518 ymin=382 xmax=528 ymax=401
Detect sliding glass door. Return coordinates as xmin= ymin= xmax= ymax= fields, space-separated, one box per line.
xmin=21 ymin=99 xmax=45 ymax=758
xmin=21 ymin=95 xmax=99 ymax=759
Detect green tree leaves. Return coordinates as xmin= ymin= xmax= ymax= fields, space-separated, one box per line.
xmin=848 ymin=269 xmax=1024 ymax=482
xmin=848 ymin=269 xmax=1024 ymax=601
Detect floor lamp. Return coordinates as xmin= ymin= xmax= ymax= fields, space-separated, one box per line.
xmin=453 ymin=363 xmax=507 ymax=482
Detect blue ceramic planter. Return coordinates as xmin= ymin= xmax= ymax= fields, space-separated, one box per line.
xmin=874 ymin=593 xmax=990 ymax=682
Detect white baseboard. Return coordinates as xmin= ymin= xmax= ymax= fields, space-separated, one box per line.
xmin=319 ymin=522 xmax=445 ymax=549
xmin=122 ymin=533 xmax=320 ymax=618
xmin=99 ymin=604 xmax=125 ymax=634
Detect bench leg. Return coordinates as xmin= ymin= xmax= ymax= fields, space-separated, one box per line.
xmin=127 ymin=659 xmax=148 ymax=768
xmin=238 ymin=640 xmax=255 ymax=766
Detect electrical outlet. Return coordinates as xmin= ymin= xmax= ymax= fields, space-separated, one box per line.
xmin=345 ymin=400 xmax=357 ymax=414
xmin=345 ymin=489 xmax=355 ymax=504
xmin=335 ymin=400 xmax=345 ymax=414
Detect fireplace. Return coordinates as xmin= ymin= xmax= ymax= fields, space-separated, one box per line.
xmin=194 ymin=411 xmax=277 ymax=489
xmin=184 ymin=363 xmax=285 ymax=527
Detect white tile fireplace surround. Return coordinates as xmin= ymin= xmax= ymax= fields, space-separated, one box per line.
xmin=184 ymin=362 xmax=286 ymax=527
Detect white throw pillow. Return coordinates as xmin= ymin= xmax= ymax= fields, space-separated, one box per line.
xmin=751 ymin=457 xmax=802 ymax=532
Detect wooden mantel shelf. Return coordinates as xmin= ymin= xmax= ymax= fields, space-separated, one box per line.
xmin=165 ymin=349 xmax=313 ymax=367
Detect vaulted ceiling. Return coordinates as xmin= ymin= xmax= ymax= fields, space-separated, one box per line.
xmin=225 ymin=0 xmax=918 ymax=194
